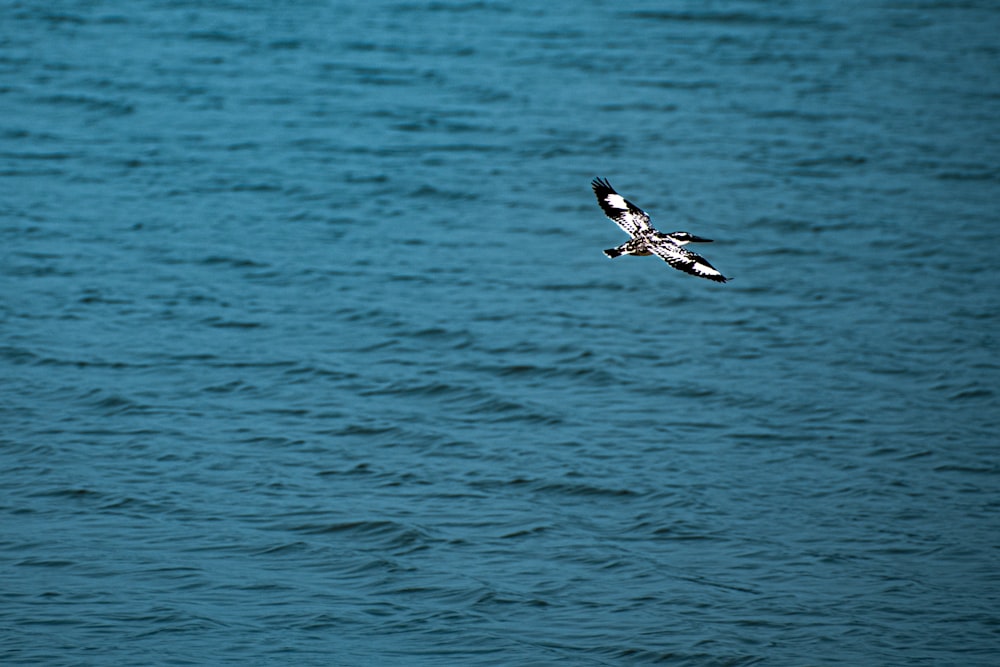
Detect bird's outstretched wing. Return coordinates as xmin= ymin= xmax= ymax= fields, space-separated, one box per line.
xmin=591 ymin=177 xmax=653 ymax=238
xmin=646 ymin=236 xmax=728 ymax=283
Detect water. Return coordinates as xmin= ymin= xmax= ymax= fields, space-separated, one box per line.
xmin=2 ymin=1 xmax=998 ymax=664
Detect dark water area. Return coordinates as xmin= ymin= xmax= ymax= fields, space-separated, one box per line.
xmin=2 ymin=1 xmax=999 ymax=664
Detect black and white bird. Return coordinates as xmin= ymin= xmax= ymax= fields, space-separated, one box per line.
xmin=591 ymin=177 xmax=728 ymax=283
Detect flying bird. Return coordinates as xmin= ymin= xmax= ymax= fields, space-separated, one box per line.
xmin=592 ymin=177 xmax=728 ymax=283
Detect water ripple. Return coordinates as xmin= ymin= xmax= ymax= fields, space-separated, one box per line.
xmin=2 ymin=1 xmax=998 ymax=665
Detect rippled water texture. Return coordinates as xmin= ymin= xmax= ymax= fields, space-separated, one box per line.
xmin=2 ymin=1 xmax=999 ymax=665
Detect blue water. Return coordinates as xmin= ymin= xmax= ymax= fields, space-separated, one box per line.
xmin=3 ymin=1 xmax=999 ymax=665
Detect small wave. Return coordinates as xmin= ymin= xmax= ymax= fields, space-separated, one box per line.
xmin=14 ymin=557 xmax=78 ymax=568
xmin=534 ymin=481 xmax=639 ymax=498
xmin=500 ymin=525 xmax=550 ymax=539
xmin=937 ymin=169 xmax=998 ymax=181
xmin=318 ymin=422 xmax=407 ymax=440
xmin=200 ymin=255 xmax=269 ymax=269
xmin=78 ymin=390 xmax=150 ymax=416
xmin=458 ymin=359 xmax=617 ymax=387
xmin=949 ymin=387 xmax=993 ymax=401
xmin=201 ymin=379 xmax=251 ymax=394
xmin=0 ymin=345 xmax=39 ymax=365
xmin=251 ymin=541 xmax=311 ymax=557
xmin=185 ymin=30 xmax=247 ymax=44
xmin=794 ymin=154 xmax=867 ymax=169
xmin=0 ymin=150 xmax=80 ymax=161
xmin=200 ymin=316 xmax=264 ymax=329
xmin=393 ymin=2 xmax=512 ymax=14
xmin=34 ymin=93 xmax=134 ymax=116
xmin=34 ymin=487 xmax=105 ymax=501
xmin=409 ymin=184 xmax=481 ymax=200
xmin=289 ymin=520 xmax=431 ymax=551
xmin=625 ymin=9 xmax=829 ymax=29
xmin=468 ymin=477 xmax=638 ymax=499
xmin=361 ymin=379 xmax=562 ymax=424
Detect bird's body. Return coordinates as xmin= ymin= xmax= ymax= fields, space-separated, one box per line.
xmin=591 ymin=177 xmax=728 ymax=283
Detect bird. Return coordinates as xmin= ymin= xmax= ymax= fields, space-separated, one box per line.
xmin=591 ymin=177 xmax=728 ymax=283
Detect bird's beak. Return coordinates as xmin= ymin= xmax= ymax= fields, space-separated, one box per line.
xmin=689 ymin=235 xmax=713 ymax=243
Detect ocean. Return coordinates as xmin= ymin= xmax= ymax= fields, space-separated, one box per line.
xmin=2 ymin=1 xmax=998 ymax=664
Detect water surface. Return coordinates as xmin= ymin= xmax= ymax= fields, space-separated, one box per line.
xmin=2 ymin=1 xmax=999 ymax=665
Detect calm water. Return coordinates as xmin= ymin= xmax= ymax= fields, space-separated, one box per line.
xmin=2 ymin=1 xmax=999 ymax=665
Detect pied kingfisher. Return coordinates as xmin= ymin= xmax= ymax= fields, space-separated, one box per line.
xmin=592 ymin=177 xmax=728 ymax=283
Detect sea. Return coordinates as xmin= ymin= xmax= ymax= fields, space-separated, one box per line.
xmin=2 ymin=1 xmax=998 ymax=665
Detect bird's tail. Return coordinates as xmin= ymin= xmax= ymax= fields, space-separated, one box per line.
xmin=603 ymin=247 xmax=622 ymax=259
